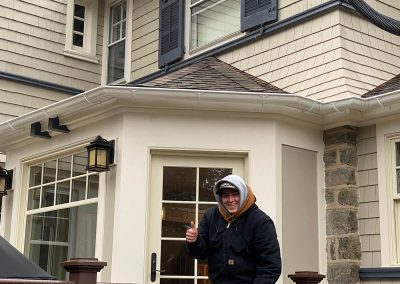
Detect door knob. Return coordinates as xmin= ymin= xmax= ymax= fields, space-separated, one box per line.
xmin=151 ymin=253 xmax=165 ymax=282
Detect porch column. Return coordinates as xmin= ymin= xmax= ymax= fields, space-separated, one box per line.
xmin=323 ymin=126 xmax=361 ymax=284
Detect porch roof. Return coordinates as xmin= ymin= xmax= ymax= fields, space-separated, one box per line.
xmin=0 ymin=235 xmax=55 ymax=280
xmin=362 ymin=74 xmax=400 ymax=98
xmin=131 ymin=57 xmax=287 ymax=94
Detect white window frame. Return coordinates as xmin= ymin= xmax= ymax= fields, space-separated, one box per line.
xmin=101 ymin=0 xmax=133 ymax=85
xmin=380 ymin=132 xmax=400 ymax=266
xmin=184 ymin=0 xmax=242 ymax=57
xmin=12 ymin=143 xmax=107 ymax=275
xmin=64 ymin=0 xmax=99 ymax=63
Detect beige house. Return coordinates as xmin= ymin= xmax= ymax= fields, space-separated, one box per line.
xmin=0 ymin=0 xmax=399 ymax=283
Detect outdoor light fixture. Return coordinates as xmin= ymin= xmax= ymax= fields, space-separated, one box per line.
xmin=86 ymin=136 xmax=115 ymax=172
xmin=0 ymin=167 xmax=13 ymax=196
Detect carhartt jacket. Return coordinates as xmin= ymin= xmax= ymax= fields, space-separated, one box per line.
xmin=187 ymin=204 xmax=281 ymax=283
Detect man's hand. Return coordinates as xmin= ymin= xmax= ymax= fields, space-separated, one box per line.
xmin=185 ymin=221 xmax=198 ymax=243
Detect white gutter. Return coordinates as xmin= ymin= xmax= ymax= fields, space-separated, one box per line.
xmin=0 ymin=85 xmax=399 ymax=134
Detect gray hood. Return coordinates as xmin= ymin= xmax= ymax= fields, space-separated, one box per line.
xmin=213 ymin=174 xmax=248 ymax=209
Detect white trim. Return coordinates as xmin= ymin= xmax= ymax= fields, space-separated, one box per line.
xmin=65 ymin=0 xmax=99 ymax=61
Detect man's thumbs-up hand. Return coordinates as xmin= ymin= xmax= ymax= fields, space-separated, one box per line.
xmin=185 ymin=221 xmax=198 ymax=243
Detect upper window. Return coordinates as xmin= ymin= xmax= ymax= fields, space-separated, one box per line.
xmin=190 ymin=0 xmax=240 ymax=49
xmin=107 ymin=1 xmax=127 ymax=83
xmin=24 ymin=151 xmax=99 ymax=279
xmin=158 ymin=0 xmax=277 ymax=67
xmin=64 ymin=0 xmax=99 ymax=63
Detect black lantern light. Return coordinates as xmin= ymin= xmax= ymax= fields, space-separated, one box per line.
xmin=86 ymin=136 xmax=114 ymax=172
xmin=0 ymin=167 xmax=13 ymax=196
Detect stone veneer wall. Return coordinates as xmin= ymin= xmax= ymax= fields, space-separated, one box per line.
xmin=323 ymin=126 xmax=361 ymax=284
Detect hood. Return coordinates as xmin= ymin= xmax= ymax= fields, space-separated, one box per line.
xmin=213 ymin=174 xmax=248 ymax=210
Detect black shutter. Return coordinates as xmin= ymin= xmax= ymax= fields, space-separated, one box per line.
xmin=241 ymin=0 xmax=277 ymax=32
xmin=158 ymin=0 xmax=184 ymax=68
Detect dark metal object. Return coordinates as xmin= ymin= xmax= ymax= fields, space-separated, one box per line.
xmin=30 ymin=122 xmax=51 ymax=139
xmin=48 ymin=116 xmax=70 ymax=133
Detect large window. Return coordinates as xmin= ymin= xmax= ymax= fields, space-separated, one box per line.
xmin=24 ymin=151 xmax=99 ymax=279
xmin=107 ymin=1 xmax=127 ymax=83
xmin=190 ymin=0 xmax=240 ymax=49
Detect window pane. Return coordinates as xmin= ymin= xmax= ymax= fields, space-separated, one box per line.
xmin=122 ymin=20 xmax=126 ymax=38
xmin=198 ymin=204 xmax=214 ymax=222
xmin=74 ymin=4 xmax=85 ymax=19
xmin=42 ymin=185 xmax=55 ymax=208
xmin=112 ymin=23 xmax=121 ymax=42
xmin=28 ymin=188 xmax=41 ymax=210
xmin=29 ymin=165 xmax=42 ymax=187
xmin=73 ymin=152 xmax=87 ymax=177
xmin=73 ymin=19 xmax=85 ymax=33
xmin=58 ymin=156 xmax=71 ymax=181
xmin=73 ymin=34 xmax=84 ymax=47
xmin=25 ymin=204 xmax=97 ymax=280
xmin=88 ymin=174 xmax=99 ymax=199
xmin=163 ymin=167 xmax=196 ymax=201
xmin=56 ymin=181 xmax=70 ymax=205
xmin=111 ymin=4 xmax=122 ymax=24
xmin=72 ymin=177 xmax=86 ymax=202
xmin=161 ymin=240 xmax=194 ymax=276
xmin=43 ymin=160 xmax=56 ymax=184
xmin=396 ymin=142 xmax=400 ymax=167
xmin=397 ymin=169 xmax=400 ymax=194
xmin=162 ymin=203 xmax=195 ymax=238
xmin=107 ymin=40 xmax=125 ymax=83
xmin=199 ymin=168 xmax=232 ymax=201
xmin=197 ymin=258 xmax=209 ymax=278
xmin=191 ymin=0 xmax=240 ymax=48
xmin=122 ymin=2 xmax=127 ymax=19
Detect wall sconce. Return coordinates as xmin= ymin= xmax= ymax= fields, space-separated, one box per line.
xmin=0 ymin=167 xmax=13 ymax=196
xmin=86 ymin=136 xmax=115 ymax=172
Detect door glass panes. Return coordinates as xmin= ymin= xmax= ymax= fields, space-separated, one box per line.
xmin=159 ymin=165 xmax=232 ymax=282
xmin=163 ymin=167 xmax=196 ymax=201
xmin=199 ymin=168 xmax=232 ymax=201
xmin=162 ymin=203 xmax=195 ymax=238
xmin=29 ymin=165 xmax=42 ymax=187
xmin=161 ymin=240 xmax=194 ymax=276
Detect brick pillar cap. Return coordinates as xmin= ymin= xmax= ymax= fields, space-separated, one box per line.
xmin=288 ymin=271 xmax=326 ymax=281
xmin=61 ymin=258 xmax=107 ymax=272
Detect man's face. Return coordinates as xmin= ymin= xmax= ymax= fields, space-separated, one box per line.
xmin=221 ymin=188 xmax=240 ymax=214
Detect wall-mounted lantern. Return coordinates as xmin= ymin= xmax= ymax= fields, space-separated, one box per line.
xmin=0 ymin=167 xmax=13 ymax=196
xmin=86 ymin=136 xmax=115 ymax=172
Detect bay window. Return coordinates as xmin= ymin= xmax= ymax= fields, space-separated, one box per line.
xmin=24 ymin=151 xmax=99 ymax=279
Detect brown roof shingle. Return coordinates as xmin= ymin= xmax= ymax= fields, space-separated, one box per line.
xmin=133 ymin=57 xmax=287 ymax=93
xmin=362 ymin=74 xmax=400 ymax=98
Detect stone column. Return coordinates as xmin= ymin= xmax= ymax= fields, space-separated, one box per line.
xmin=323 ymin=126 xmax=361 ymax=284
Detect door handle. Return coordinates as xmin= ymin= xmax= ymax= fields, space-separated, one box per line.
xmin=151 ymin=253 xmax=165 ymax=282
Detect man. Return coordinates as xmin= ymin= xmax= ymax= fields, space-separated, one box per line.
xmin=186 ymin=174 xmax=281 ymax=283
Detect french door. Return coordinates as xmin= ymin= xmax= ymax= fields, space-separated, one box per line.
xmin=148 ymin=154 xmax=245 ymax=283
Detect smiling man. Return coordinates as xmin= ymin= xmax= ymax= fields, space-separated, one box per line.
xmin=186 ymin=174 xmax=282 ymax=283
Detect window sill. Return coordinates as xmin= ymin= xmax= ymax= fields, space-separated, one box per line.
xmin=359 ymin=267 xmax=400 ymax=279
xmin=63 ymin=49 xmax=99 ymax=64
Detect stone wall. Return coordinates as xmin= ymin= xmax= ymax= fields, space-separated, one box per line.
xmin=323 ymin=126 xmax=361 ymax=284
